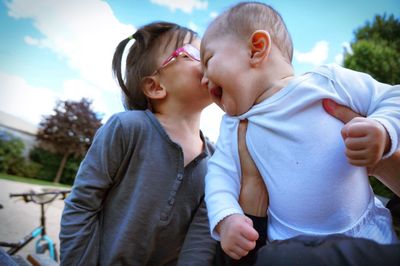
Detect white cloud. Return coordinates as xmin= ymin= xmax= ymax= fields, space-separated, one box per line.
xmin=342 ymin=42 xmax=353 ymax=55
xmin=294 ymin=40 xmax=329 ymax=66
xmin=4 ymin=0 xmax=130 ymax=125
xmin=24 ymin=36 xmax=41 ymax=46
xmin=150 ymin=0 xmax=208 ymax=13
xmin=6 ymin=0 xmax=135 ymax=93
xmin=334 ymin=53 xmax=343 ymax=65
xmin=188 ymin=21 xmax=199 ymax=32
xmin=60 ymin=79 xmax=119 ymax=118
xmin=0 ymin=71 xmax=123 ymax=126
xmin=0 ymin=71 xmax=57 ymax=124
xmin=334 ymin=42 xmax=352 ymax=65
xmin=209 ymin=11 xmax=218 ymax=18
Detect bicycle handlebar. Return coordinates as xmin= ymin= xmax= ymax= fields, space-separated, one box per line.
xmin=10 ymin=190 xmax=71 ymax=204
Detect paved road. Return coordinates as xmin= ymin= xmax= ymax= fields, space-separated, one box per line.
xmin=0 ymin=179 xmax=393 ymax=265
xmin=0 ymin=179 xmax=69 ymax=262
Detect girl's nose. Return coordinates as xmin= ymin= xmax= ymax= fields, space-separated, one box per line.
xmin=201 ymin=75 xmax=209 ymax=87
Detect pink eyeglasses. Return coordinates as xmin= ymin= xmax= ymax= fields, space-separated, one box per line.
xmin=152 ymin=43 xmax=200 ymax=75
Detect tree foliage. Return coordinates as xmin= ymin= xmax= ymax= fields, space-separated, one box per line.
xmin=344 ymin=14 xmax=400 ymax=84
xmin=37 ymin=98 xmax=102 ymax=183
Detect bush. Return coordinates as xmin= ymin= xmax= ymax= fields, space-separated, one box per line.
xmin=7 ymin=157 xmax=42 ymax=178
xmin=0 ymin=131 xmax=25 ymax=173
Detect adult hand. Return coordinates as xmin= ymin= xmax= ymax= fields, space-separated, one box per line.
xmin=323 ymin=99 xmax=400 ymax=197
xmin=238 ymin=119 xmax=269 ymax=217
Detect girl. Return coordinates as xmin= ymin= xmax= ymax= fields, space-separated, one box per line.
xmin=60 ymin=22 xmax=216 ymax=265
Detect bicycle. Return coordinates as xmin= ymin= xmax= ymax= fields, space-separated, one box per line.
xmin=0 ymin=189 xmax=70 ymax=264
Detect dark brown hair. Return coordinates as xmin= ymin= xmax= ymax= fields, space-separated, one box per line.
xmin=204 ymin=2 xmax=293 ymax=62
xmin=112 ymin=22 xmax=198 ymax=110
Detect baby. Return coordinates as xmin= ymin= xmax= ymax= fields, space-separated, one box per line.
xmin=201 ymin=1 xmax=400 ymax=259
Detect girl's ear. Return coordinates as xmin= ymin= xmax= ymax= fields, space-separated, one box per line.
xmin=249 ymin=30 xmax=271 ymax=66
xmin=142 ymin=76 xmax=167 ymax=100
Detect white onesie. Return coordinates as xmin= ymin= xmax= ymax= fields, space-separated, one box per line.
xmin=205 ymin=64 xmax=399 ymax=244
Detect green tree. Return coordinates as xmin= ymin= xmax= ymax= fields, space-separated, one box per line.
xmin=344 ymin=14 xmax=400 ymax=84
xmin=37 ymin=98 xmax=102 ymax=183
xmin=344 ymin=14 xmax=400 ymax=198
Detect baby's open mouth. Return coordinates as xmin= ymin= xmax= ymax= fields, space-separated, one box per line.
xmin=210 ymin=87 xmax=222 ymax=99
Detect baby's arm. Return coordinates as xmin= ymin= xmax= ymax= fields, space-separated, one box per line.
xmin=216 ymin=214 xmax=259 ymax=260
xmin=324 ymin=99 xmax=400 ymax=196
xmin=341 ymin=116 xmax=390 ymax=166
xmin=205 ymin=116 xmax=247 ymax=239
xmin=325 ymin=65 xmax=400 ymax=161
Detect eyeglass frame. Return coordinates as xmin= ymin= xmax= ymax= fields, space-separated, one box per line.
xmin=151 ymin=43 xmax=200 ymax=75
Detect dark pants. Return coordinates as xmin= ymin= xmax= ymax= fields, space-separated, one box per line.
xmin=215 ymin=212 xmax=400 ymax=266
xmin=255 ymin=234 xmax=400 ymax=266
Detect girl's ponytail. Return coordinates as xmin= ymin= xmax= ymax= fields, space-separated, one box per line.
xmin=112 ymin=36 xmax=131 ymax=104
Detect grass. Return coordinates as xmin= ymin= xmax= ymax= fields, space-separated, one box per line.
xmin=0 ymin=173 xmax=71 ymax=188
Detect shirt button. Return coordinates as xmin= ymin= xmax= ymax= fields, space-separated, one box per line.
xmin=177 ymin=174 xmax=183 ymax=181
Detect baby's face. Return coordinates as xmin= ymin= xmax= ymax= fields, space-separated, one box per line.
xmin=200 ymin=34 xmax=259 ymax=116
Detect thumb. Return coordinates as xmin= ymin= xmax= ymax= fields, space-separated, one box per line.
xmin=322 ymin=99 xmax=361 ymax=124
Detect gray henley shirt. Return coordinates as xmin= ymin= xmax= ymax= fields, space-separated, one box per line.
xmin=60 ymin=110 xmax=216 ymax=265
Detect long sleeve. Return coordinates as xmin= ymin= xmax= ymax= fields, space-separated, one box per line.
xmin=205 ymin=117 xmax=244 ymax=240
xmin=318 ymin=64 xmax=400 ymax=157
xmin=59 ymin=115 xmax=126 ymax=266
xmin=177 ymin=200 xmax=217 ymax=266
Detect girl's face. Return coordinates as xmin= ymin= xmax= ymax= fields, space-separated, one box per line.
xmin=155 ymin=36 xmax=212 ymax=112
xmin=200 ymin=34 xmax=259 ymax=116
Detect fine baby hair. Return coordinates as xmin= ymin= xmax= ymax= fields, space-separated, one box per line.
xmin=204 ymin=1 xmax=293 ymax=62
xmin=112 ymin=22 xmax=198 ymax=110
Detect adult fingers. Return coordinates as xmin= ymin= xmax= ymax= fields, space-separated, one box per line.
xmin=322 ymin=99 xmax=362 ymax=124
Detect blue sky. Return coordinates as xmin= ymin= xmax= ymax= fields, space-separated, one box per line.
xmin=0 ymin=0 xmax=399 ymax=141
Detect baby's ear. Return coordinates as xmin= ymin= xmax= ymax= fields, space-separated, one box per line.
xmin=142 ymin=77 xmax=167 ymax=100
xmin=249 ymin=30 xmax=271 ymax=66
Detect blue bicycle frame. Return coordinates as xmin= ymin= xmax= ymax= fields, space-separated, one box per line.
xmin=0 ymin=190 xmax=70 ymax=262
xmin=32 ymin=227 xmax=56 ymax=260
